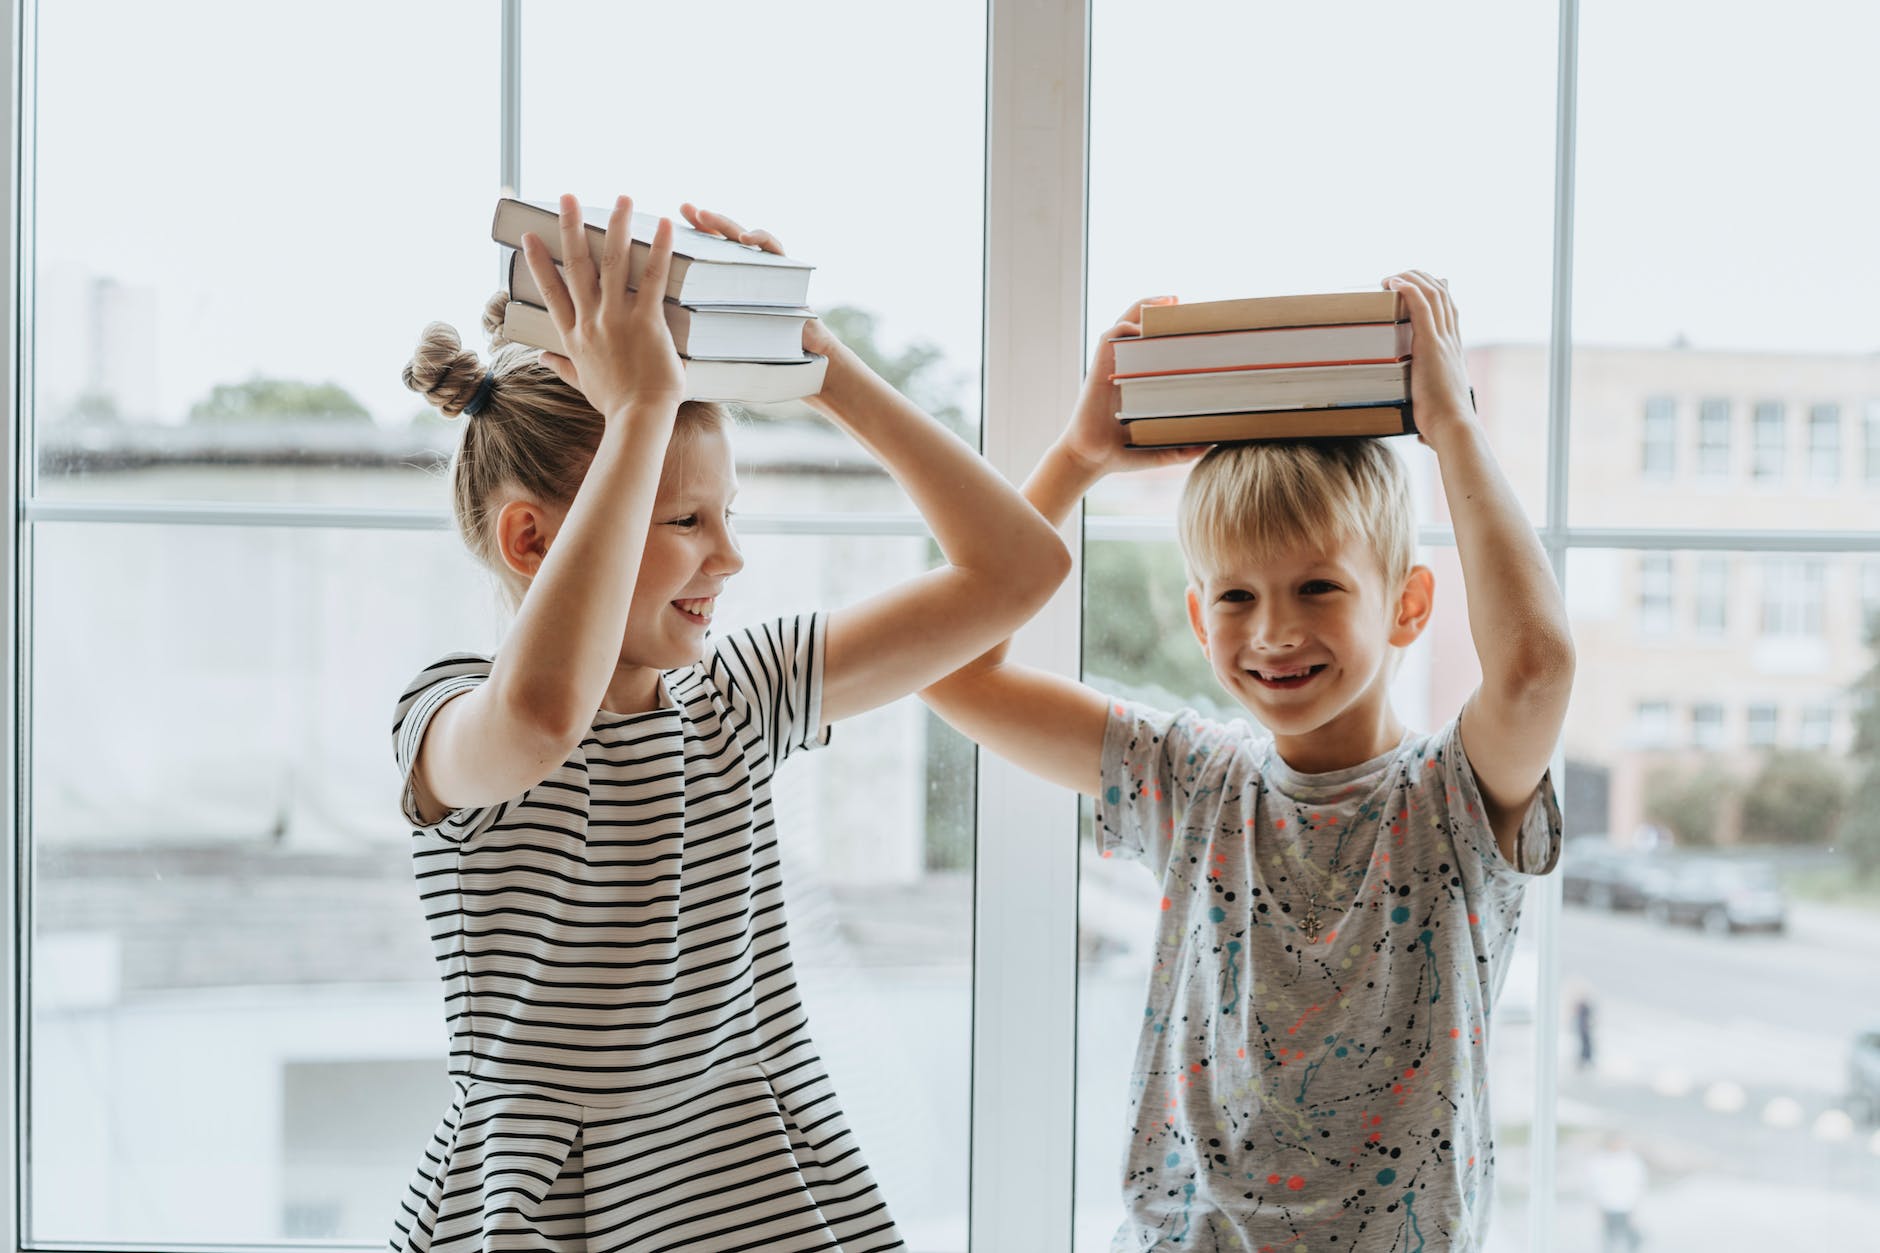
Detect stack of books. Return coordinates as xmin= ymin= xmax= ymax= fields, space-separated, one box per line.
xmin=490 ymin=198 xmax=826 ymax=404
xmin=1112 ymin=291 xmax=1416 ymax=446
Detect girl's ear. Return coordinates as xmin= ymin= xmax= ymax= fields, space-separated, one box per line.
xmin=494 ymin=498 xmax=557 ymax=580
xmin=1184 ymin=584 xmax=1210 ymax=656
xmin=1389 ymin=564 xmax=1436 ymax=647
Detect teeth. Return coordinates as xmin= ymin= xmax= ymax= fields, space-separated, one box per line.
xmin=674 ymin=597 xmax=715 ymax=619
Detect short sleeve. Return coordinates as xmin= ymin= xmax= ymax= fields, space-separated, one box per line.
xmin=1431 ymin=718 xmax=1563 ymax=880
xmin=391 ymin=654 xmax=512 ymax=844
xmin=1094 ymin=697 xmax=1246 ymax=876
xmin=706 ymin=613 xmax=830 ymax=766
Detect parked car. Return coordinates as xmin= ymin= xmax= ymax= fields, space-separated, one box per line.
xmin=1560 ymin=839 xmax=1664 ymax=912
xmin=1643 ymin=858 xmax=1787 ymax=934
xmin=1850 ymin=1026 xmax=1880 ymax=1125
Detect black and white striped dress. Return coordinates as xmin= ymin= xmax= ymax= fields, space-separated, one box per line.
xmin=387 ymin=613 xmax=904 ymax=1253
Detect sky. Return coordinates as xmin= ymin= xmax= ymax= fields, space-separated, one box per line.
xmin=27 ymin=0 xmax=1880 ymax=428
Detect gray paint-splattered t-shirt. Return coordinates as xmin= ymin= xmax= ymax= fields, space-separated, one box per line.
xmin=1095 ymin=698 xmax=1561 ymax=1252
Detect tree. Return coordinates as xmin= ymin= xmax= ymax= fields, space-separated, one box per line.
xmin=1641 ymin=761 xmax=1737 ymax=847
xmin=188 ymin=377 xmax=372 ymax=423
xmin=815 ymin=306 xmax=969 ymax=438
xmin=1740 ymin=750 xmax=1848 ymax=847
xmin=1844 ymin=622 xmax=1880 ymax=878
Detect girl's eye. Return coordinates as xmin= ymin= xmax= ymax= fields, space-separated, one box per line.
xmin=669 ymin=515 xmax=699 ymax=528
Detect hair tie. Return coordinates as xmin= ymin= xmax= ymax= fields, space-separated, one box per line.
xmin=462 ymin=371 xmax=497 ymax=418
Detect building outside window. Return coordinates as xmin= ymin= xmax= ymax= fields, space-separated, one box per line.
xmin=1696 ymin=397 xmax=1731 ymax=478
xmin=1632 ymin=701 xmax=1674 ymax=748
xmin=1641 ymin=395 xmax=1676 ymax=479
xmin=1799 ymin=705 xmax=1835 ymax=750
xmin=1745 ymin=703 xmax=1780 ymax=748
xmin=1866 ymin=399 xmax=1880 ymax=489
xmin=1689 ymin=702 xmax=1725 ymax=749
xmin=1637 ymin=553 xmax=1674 ymax=634
xmin=1863 ymin=557 xmax=1880 ymax=637
xmin=1808 ymin=402 xmax=1841 ymax=484
xmin=1759 ymin=558 xmax=1826 ymax=637
xmin=1693 ymin=554 xmax=1729 ymax=636
xmin=1752 ymin=400 xmax=1786 ymax=481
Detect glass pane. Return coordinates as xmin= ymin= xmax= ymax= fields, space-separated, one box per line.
xmin=1569 ymin=1 xmax=1880 ymax=528
xmin=1557 ymin=548 xmax=1880 ymax=1246
xmin=519 ymin=0 xmax=986 ymax=514
xmin=1088 ymin=0 xmax=1557 ymax=527
xmin=1075 ymin=537 xmax=1540 ymax=1247
xmin=30 ymin=524 xmax=969 ymax=1245
xmin=32 ymin=1 xmax=498 ymax=504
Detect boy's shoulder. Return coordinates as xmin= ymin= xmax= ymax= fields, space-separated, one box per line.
xmin=1100 ymin=694 xmax=1270 ymax=782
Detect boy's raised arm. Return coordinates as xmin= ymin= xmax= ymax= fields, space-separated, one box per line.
xmin=920 ymin=301 xmax=1206 ymax=797
xmin=1389 ymin=272 xmax=1575 ymax=864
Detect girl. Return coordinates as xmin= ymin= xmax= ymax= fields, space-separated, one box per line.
xmin=391 ymin=195 xmax=1069 ymax=1253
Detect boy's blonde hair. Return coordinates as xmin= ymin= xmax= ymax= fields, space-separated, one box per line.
xmin=1177 ymin=439 xmax=1415 ymax=588
xmin=402 ymin=291 xmax=730 ymax=608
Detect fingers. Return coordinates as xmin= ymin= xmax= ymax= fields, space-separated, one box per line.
xmin=557 ymin=193 xmax=598 ymax=303
xmin=520 ymin=233 xmax=576 ymax=328
xmin=636 ymin=216 xmax=676 ymax=311
xmin=598 ymin=194 xmax=632 ymax=292
xmin=681 ymin=201 xmax=787 ymax=255
xmin=538 ymin=350 xmax=578 ymax=390
xmin=1384 ymin=270 xmax=1456 ymax=337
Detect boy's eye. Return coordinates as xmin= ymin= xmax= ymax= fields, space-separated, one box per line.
xmin=1301 ymin=579 xmax=1339 ymax=594
xmin=1218 ymin=589 xmax=1253 ymax=603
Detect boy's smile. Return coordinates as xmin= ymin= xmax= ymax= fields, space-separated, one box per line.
xmin=1185 ymin=533 xmax=1432 ymax=772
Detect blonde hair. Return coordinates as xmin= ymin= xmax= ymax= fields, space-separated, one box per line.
xmin=1177 ymin=439 xmax=1414 ymax=588
xmin=402 ymin=291 xmax=730 ymax=608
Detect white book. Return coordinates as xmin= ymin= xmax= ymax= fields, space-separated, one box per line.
xmin=505 ymin=253 xmax=811 ymax=361
xmin=1117 ymin=361 xmax=1409 ymax=420
xmin=492 ymin=198 xmax=814 ymax=307
xmin=498 ymin=300 xmax=827 ymax=404
xmin=1112 ymin=321 xmax=1413 ymax=378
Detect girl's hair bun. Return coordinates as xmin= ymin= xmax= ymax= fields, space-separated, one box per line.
xmin=402 ymin=321 xmax=486 ymax=419
xmin=482 ymin=290 xmax=514 ymax=349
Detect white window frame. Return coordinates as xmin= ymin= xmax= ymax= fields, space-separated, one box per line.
xmin=1640 ymin=394 xmax=1676 ymax=478
xmin=1696 ymin=397 xmax=1731 ymax=478
xmin=1637 ymin=552 xmax=1675 ymax=634
xmin=1753 ymin=400 xmax=1786 ymax=481
xmin=1689 ymin=702 xmax=1725 ymax=749
xmin=1745 ymin=702 xmax=1780 ymax=748
xmin=1693 ymin=553 xmax=1729 ymax=636
xmin=1809 ymin=402 xmax=1842 ymax=485
xmin=1798 ymin=704 xmax=1835 ymax=750
xmin=1760 ymin=558 xmax=1827 ymax=638
xmin=6 ymin=3 xmax=1880 ymax=1252
xmin=1865 ymin=400 xmax=1880 ymax=489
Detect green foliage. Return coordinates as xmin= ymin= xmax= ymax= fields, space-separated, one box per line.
xmin=1844 ymin=622 xmax=1880 ymax=877
xmin=818 ymin=305 xmax=969 ymax=439
xmin=188 ymin=377 xmax=372 ymax=423
xmin=1641 ymin=761 xmax=1737 ymax=847
xmin=1083 ymin=539 xmax=1223 ymax=713
xmin=1740 ymin=750 xmax=1848 ymax=847
xmin=66 ymin=389 xmax=120 ymax=422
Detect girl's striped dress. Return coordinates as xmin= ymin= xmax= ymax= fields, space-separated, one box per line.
xmin=387 ymin=613 xmax=904 ymax=1253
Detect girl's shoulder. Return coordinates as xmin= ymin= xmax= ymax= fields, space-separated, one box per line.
xmin=394 ymin=652 xmax=495 ymax=716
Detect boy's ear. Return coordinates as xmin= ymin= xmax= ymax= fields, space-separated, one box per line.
xmin=1184 ymin=585 xmax=1210 ymax=655
xmin=1389 ymin=564 xmax=1436 ymax=647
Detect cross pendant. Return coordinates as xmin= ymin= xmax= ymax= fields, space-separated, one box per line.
xmin=1300 ymin=909 xmax=1322 ymax=941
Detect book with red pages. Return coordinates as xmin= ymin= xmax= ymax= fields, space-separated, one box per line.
xmin=1116 ymin=360 xmax=1408 ymax=420
xmin=1112 ymin=319 xmax=1413 ymax=378
xmin=1121 ymin=405 xmax=1418 ymax=447
xmin=1140 ymin=290 xmax=1405 ymax=338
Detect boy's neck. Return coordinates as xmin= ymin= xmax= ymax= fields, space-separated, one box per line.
xmin=1268 ymin=702 xmax=1407 ymax=776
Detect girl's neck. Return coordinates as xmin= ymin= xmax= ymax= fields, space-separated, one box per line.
xmin=601 ymin=665 xmax=665 ymax=716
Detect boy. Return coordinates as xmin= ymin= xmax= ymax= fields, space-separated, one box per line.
xmin=923 ymin=272 xmax=1573 ymax=1249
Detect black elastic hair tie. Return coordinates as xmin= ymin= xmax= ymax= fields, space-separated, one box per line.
xmin=462 ymin=370 xmax=497 ymax=418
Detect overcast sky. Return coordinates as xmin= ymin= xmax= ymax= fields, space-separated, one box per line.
xmin=30 ymin=0 xmax=1879 ymax=426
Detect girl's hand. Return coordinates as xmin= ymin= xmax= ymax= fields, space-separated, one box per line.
xmin=520 ymin=193 xmax=685 ymax=419
xmin=1056 ymin=297 xmax=1208 ymax=476
xmin=680 ymin=201 xmax=845 ymax=376
xmin=1383 ymin=270 xmax=1477 ymax=447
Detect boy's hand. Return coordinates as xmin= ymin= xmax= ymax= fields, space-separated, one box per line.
xmin=1384 ymin=270 xmax=1476 ymax=447
xmin=1056 ymin=297 xmax=1208 ymax=475
xmin=680 ymin=201 xmax=849 ymax=375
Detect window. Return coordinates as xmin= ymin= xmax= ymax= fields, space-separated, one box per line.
xmin=1696 ymin=398 xmax=1731 ymax=477
xmin=1693 ymin=554 xmax=1729 ymax=636
xmin=1866 ymin=400 xmax=1880 ymax=488
xmin=1689 ymin=702 xmax=1725 ymax=749
xmin=1641 ymin=395 xmax=1676 ymax=478
xmin=1799 ymin=705 xmax=1835 ymax=749
xmin=1809 ymin=402 xmax=1842 ymax=484
xmin=1632 ymin=701 xmax=1673 ymax=748
xmin=1863 ymin=558 xmax=1880 ymax=636
xmin=1752 ymin=401 xmax=1786 ymax=481
xmin=1745 ymin=703 xmax=1780 ymax=747
xmin=1637 ymin=553 xmax=1674 ymax=634
xmin=1760 ymin=559 xmax=1827 ymax=638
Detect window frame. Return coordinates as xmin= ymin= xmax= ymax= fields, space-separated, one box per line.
xmin=1640 ymin=394 xmax=1676 ymax=479
xmin=1696 ymin=397 xmax=1731 ymax=478
xmin=6 ymin=3 xmax=1880 ymax=1252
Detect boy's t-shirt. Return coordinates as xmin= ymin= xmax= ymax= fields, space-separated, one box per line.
xmin=1095 ymin=698 xmax=1561 ymax=1252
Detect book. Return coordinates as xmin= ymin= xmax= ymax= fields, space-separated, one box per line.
xmin=498 ymin=299 xmax=827 ymax=403
xmin=506 ymin=255 xmax=811 ymax=360
xmin=492 ymin=198 xmax=814 ymax=307
xmin=1116 ymin=360 xmax=1408 ymax=419
xmin=1112 ymin=320 xmax=1413 ymax=378
xmin=1140 ymin=291 xmax=1405 ymax=338
xmin=1121 ymin=405 xmax=1418 ymax=447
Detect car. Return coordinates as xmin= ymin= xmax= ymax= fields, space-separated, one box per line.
xmin=1849 ymin=1026 xmax=1880 ymax=1125
xmin=1643 ymin=858 xmax=1787 ymax=934
xmin=1560 ymin=839 xmax=1664 ymax=912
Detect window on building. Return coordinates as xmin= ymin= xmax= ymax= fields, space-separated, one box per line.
xmin=1808 ymin=403 xmax=1841 ymax=484
xmin=1689 ymin=702 xmax=1725 ymax=749
xmin=1745 ymin=703 xmax=1780 ymax=748
xmin=1633 ymin=701 xmax=1673 ymax=748
xmin=1752 ymin=401 xmax=1786 ymax=481
xmin=1865 ymin=400 xmax=1880 ymax=489
xmin=1641 ymin=395 xmax=1676 ymax=478
xmin=1696 ymin=398 xmax=1731 ymax=478
xmin=1760 ymin=558 xmax=1826 ymax=637
xmin=1693 ymin=555 xmax=1729 ymax=636
xmin=1637 ymin=553 xmax=1674 ymax=634
xmin=1799 ymin=705 xmax=1835 ymax=749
